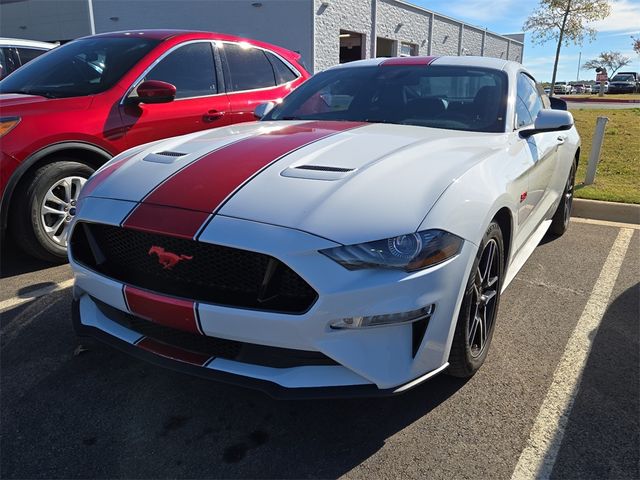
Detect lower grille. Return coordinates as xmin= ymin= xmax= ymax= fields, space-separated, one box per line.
xmin=70 ymin=222 xmax=318 ymax=313
xmin=95 ymin=299 xmax=337 ymax=368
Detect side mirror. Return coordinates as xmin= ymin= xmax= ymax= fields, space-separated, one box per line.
xmin=131 ymin=80 xmax=176 ymax=104
xmin=520 ymin=110 xmax=573 ymax=138
xmin=254 ymin=101 xmax=276 ymax=119
xmin=549 ymin=96 xmax=567 ymax=110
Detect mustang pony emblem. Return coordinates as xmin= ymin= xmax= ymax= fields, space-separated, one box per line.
xmin=148 ymin=246 xmax=193 ymax=270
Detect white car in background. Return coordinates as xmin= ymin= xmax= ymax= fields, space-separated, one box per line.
xmin=0 ymin=37 xmax=56 ymax=79
xmin=69 ymin=56 xmax=580 ymax=398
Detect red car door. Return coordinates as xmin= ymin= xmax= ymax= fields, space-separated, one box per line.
xmin=220 ymin=42 xmax=306 ymax=123
xmin=119 ymin=41 xmax=231 ymax=150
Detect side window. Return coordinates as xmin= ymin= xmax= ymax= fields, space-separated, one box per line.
xmin=515 ymin=97 xmax=533 ymax=129
xmin=516 ymin=97 xmax=533 ymax=128
xmin=223 ymin=43 xmax=276 ymax=92
xmin=516 ymin=73 xmax=543 ymax=127
xmin=0 ymin=47 xmax=18 ymax=80
xmin=145 ymin=42 xmax=217 ymax=99
xmin=17 ymin=47 xmax=47 ymax=65
xmin=265 ymin=51 xmax=298 ymax=85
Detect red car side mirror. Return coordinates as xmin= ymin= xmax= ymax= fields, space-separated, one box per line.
xmin=134 ymin=80 xmax=176 ymax=104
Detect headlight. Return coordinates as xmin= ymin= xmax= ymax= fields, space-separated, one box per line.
xmin=0 ymin=117 xmax=20 ymax=138
xmin=320 ymin=229 xmax=463 ymax=272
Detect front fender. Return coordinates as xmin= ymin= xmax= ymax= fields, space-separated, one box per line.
xmin=417 ymin=154 xmax=519 ymax=250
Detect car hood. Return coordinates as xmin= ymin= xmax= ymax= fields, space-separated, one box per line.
xmin=0 ymin=93 xmax=92 ymax=115
xmin=89 ymin=121 xmax=507 ymax=244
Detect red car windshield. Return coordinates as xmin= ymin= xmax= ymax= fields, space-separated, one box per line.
xmin=264 ymin=65 xmax=508 ymax=133
xmin=0 ymin=36 xmax=160 ymax=98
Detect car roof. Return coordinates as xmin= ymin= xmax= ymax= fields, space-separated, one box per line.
xmin=82 ymin=30 xmax=301 ymax=61
xmin=0 ymin=37 xmax=57 ymax=49
xmin=329 ymin=55 xmax=515 ymax=72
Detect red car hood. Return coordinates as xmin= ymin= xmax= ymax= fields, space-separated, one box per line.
xmin=0 ymin=94 xmax=93 ymax=115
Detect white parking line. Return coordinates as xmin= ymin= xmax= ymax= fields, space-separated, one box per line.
xmin=0 ymin=278 xmax=74 ymax=313
xmin=571 ymin=217 xmax=640 ymax=230
xmin=511 ymin=227 xmax=634 ymax=480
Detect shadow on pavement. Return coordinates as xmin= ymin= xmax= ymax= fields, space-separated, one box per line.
xmin=551 ymin=282 xmax=640 ymax=479
xmin=0 ymin=292 xmax=469 ymax=479
xmin=0 ymin=235 xmax=58 ymax=279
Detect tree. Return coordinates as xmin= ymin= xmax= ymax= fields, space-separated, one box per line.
xmin=523 ymin=0 xmax=611 ymax=95
xmin=582 ymin=51 xmax=632 ymax=77
xmin=633 ymin=37 xmax=640 ymax=55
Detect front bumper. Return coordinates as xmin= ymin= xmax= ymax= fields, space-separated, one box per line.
xmin=70 ymin=197 xmax=476 ymax=397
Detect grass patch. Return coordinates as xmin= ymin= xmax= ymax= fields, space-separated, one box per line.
xmin=571 ymin=108 xmax=640 ymax=204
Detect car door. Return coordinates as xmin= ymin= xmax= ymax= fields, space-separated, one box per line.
xmin=516 ymin=73 xmax=561 ymax=232
xmin=220 ymin=42 xmax=302 ymax=123
xmin=119 ymin=41 xmax=231 ymax=150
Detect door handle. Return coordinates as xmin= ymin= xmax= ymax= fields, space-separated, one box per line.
xmin=203 ymin=110 xmax=225 ymax=123
xmin=557 ymin=135 xmax=566 ymax=144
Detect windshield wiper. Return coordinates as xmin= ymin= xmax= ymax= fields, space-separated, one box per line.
xmin=281 ymin=116 xmax=303 ymax=120
xmin=362 ymin=118 xmax=400 ymax=125
xmin=0 ymin=89 xmax=58 ymax=99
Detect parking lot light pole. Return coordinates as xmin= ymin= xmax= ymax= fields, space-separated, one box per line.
xmin=585 ymin=116 xmax=609 ymax=185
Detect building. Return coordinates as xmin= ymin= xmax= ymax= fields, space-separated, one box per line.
xmin=0 ymin=0 xmax=524 ymax=72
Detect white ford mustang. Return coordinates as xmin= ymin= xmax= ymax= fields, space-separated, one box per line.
xmin=69 ymin=56 xmax=580 ymax=398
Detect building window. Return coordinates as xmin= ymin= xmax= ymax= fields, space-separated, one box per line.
xmin=376 ymin=37 xmax=396 ymax=57
xmin=339 ymin=30 xmax=364 ymax=64
xmin=400 ymin=42 xmax=418 ymax=57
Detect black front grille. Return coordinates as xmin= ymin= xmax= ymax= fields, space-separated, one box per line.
xmin=71 ymin=222 xmax=318 ymax=313
xmin=95 ymin=299 xmax=337 ymax=368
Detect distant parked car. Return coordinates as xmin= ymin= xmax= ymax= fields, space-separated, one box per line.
xmin=573 ymin=84 xmax=585 ymax=93
xmin=0 ymin=30 xmax=310 ymax=261
xmin=553 ymin=82 xmax=572 ymax=94
xmin=608 ymin=72 xmax=639 ymax=94
xmin=543 ymin=87 xmax=551 ymax=94
xmin=592 ymin=81 xmax=609 ymax=94
xmin=0 ymin=37 xmax=56 ymax=80
xmin=583 ymin=84 xmax=592 ymax=93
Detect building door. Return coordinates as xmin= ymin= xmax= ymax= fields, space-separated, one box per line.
xmin=339 ymin=30 xmax=364 ymax=63
xmin=376 ymin=38 xmax=395 ymax=57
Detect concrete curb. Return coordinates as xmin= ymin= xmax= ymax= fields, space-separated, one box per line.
xmin=573 ymin=198 xmax=640 ymax=225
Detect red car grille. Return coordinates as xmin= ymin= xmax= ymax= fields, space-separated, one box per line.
xmin=70 ymin=222 xmax=318 ymax=314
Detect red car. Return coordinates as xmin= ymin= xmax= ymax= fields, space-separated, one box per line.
xmin=0 ymin=30 xmax=309 ymax=261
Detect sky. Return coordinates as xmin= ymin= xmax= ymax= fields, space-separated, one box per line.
xmin=412 ymin=0 xmax=640 ymax=82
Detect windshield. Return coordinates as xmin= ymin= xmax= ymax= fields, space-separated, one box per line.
xmin=611 ymin=74 xmax=635 ymax=82
xmin=265 ymin=65 xmax=508 ymax=133
xmin=0 ymin=37 xmax=160 ymax=98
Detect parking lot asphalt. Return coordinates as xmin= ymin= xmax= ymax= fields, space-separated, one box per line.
xmin=566 ymin=101 xmax=640 ymax=110
xmin=1 ymin=219 xmax=638 ymax=479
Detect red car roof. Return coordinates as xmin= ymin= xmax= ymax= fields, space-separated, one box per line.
xmin=88 ymin=30 xmax=301 ymax=60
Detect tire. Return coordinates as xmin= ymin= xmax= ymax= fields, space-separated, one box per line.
xmin=448 ymin=221 xmax=504 ymax=378
xmin=549 ymin=160 xmax=577 ymax=237
xmin=10 ymin=160 xmax=94 ymax=263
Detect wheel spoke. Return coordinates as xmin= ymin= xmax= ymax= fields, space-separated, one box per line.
xmin=42 ymin=205 xmax=64 ymax=215
xmin=60 ymin=179 xmax=72 ymax=203
xmin=469 ymin=314 xmax=481 ymax=347
xmin=71 ymin=178 xmax=86 ymax=201
xmin=44 ymin=190 xmax=66 ymax=208
xmin=44 ymin=216 xmax=65 ymax=235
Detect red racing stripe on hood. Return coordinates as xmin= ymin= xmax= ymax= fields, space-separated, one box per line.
xmin=123 ymin=121 xmax=364 ymax=238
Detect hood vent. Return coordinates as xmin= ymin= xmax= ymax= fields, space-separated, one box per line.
xmin=143 ymin=151 xmax=188 ymax=164
xmin=294 ymin=165 xmax=354 ymax=173
xmin=282 ymin=164 xmax=356 ymax=181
